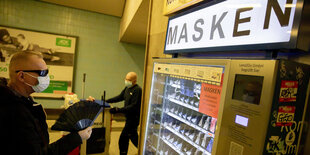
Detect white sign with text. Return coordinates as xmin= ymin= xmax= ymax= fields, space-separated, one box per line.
xmin=165 ymin=0 xmax=298 ymax=52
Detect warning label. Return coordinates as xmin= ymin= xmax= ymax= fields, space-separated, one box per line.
xmin=279 ymin=81 xmax=298 ymax=102
xmin=276 ymin=106 xmax=295 ymax=126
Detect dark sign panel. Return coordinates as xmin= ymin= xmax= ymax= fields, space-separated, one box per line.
xmin=263 ymin=60 xmax=310 ymax=155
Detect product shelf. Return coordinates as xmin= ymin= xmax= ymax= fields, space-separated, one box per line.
xmin=160 ymin=136 xmax=185 ymax=155
xmin=164 ymin=125 xmax=211 ymax=155
xmin=166 ymin=111 xmax=215 ymax=138
xmin=168 ymin=97 xmax=199 ymax=111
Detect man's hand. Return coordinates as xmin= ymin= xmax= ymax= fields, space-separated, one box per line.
xmin=109 ymin=107 xmax=119 ymax=114
xmin=86 ymin=96 xmax=95 ymax=102
xmin=78 ymin=127 xmax=92 ymax=140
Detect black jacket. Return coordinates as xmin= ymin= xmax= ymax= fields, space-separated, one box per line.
xmin=106 ymin=84 xmax=142 ymax=121
xmin=0 ymin=84 xmax=82 ymax=155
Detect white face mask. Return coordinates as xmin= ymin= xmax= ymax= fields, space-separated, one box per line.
xmin=24 ymin=72 xmax=50 ymax=93
xmin=242 ymin=94 xmax=255 ymax=103
xmin=125 ymin=80 xmax=132 ymax=88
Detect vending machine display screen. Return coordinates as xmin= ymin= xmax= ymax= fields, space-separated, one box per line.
xmin=235 ymin=115 xmax=249 ymax=127
xmin=232 ymin=74 xmax=264 ymax=105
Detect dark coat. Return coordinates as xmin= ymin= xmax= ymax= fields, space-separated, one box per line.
xmin=106 ymin=84 xmax=142 ymax=123
xmin=0 ymin=84 xmax=82 ymax=155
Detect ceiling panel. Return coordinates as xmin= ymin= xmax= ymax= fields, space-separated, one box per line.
xmin=119 ymin=0 xmax=149 ymax=44
xmin=40 ymin=0 xmax=125 ymax=17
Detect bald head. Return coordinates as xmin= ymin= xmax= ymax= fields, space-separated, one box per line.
xmin=7 ymin=51 xmax=48 ymax=97
xmin=125 ymin=72 xmax=137 ymax=85
xmin=245 ymin=81 xmax=262 ymax=94
xmin=9 ymin=51 xmax=45 ymax=79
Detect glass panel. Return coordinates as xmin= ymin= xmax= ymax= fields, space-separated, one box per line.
xmin=232 ymin=74 xmax=264 ymax=105
xmin=143 ymin=63 xmax=225 ymax=155
xmin=143 ymin=71 xmax=167 ymax=154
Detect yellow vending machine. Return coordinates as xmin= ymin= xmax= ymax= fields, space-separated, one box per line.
xmin=141 ymin=59 xmax=310 ymax=155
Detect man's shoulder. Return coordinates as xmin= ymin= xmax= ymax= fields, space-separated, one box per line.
xmin=0 ymin=85 xmax=11 ymax=96
xmin=133 ymin=84 xmax=142 ymax=92
xmin=135 ymin=84 xmax=142 ymax=89
xmin=0 ymin=85 xmax=19 ymax=106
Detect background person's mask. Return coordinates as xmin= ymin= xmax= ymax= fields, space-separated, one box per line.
xmin=242 ymin=94 xmax=255 ymax=103
xmin=125 ymin=80 xmax=132 ymax=88
xmin=24 ymin=72 xmax=50 ymax=92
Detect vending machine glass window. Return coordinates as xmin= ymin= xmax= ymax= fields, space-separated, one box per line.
xmin=143 ymin=62 xmax=225 ymax=155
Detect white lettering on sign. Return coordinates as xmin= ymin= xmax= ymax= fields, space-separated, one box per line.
xmin=165 ymin=0 xmax=297 ymax=52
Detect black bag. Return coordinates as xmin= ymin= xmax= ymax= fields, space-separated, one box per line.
xmin=87 ymin=127 xmax=106 ymax=154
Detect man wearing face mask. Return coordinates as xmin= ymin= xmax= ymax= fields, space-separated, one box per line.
xmin=106 ymin=72 xmax=142 ymax=155
xmin=242 ymin=81 xmax=262 ymax=105
xmin=0 ymin=51 xmax=92 ymax=155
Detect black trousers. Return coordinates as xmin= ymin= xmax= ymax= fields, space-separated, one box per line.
xmin=119 ymin=118 xmax=139 ymax=155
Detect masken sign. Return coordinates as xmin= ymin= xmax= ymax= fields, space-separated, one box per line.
xmin=164 ymin=0 xmax=301 ymax=53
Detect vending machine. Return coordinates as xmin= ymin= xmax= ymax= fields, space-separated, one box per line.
xmin=141 ymin=59 xmax=310 ymax=155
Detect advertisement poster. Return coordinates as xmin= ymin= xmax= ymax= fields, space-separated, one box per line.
xmin=0 ymin=26 xmax=77 ymax=98
xmin=264 ymin=60 xmax=310 ymax=155
xmin=199 ymin=83 xmax=222 ymax=118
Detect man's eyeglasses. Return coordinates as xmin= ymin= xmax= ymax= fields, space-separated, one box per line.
xmin=15 ymin=69 xmax=49 ymax=77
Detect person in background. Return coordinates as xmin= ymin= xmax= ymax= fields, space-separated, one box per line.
xmin=0 ymin=29 xmax=60 ymax=62
xmin=16 ymin=34 xmax=30 ymax=51
xmin=242 ymin=81 xmax=262 ymax=104
xmin=0 ymin=29 xmax=21 ymax=49
xmin=107 ymin=72 xmax=142 ymax=155
xmin=0 ymin=51 xmax=92 ymax=154
xmin=16 ymin=33 xmax=60 ymax=62
xmin=0 ymin=49 xmax=5 ymax=62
